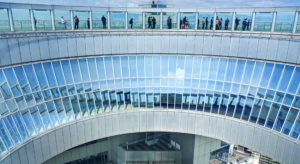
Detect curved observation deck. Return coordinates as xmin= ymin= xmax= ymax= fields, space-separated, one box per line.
xmin=0 ymin=2 xmax=299 ymax=164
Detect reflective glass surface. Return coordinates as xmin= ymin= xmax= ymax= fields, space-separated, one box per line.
xmin=110 ymin=12 xmax=125 ymax=29
xmin=128 ymin=12 xmax=143 ymax=29
xmin=198 ymin=12 xmax=213 ymax=30
xmin=180 ymin=12 xmax=195 ymax=29
xmin=162 ymin=12 xmax=177 ymax=29
xmin=0 ymin=9 xmax=10 ymax=31
xmin=235 ymin=13 xmax=252 ymax=31
xmin=275 ymin=12 xmax=295 ymax=32
xmin=73 ymin=11 xmax=90 ymax=29
xmin=297 ymin=12 xmax=300 ymax=33
xmin=92 ymin=11 xmax=107 ymax=29
xmin=12 ymin=9 xmax=31 ymax=31
xmin=254 ymin=12 xmax=273 ymax=31
xmin=33 ymin=10 xmax=52 ymax=30
xmin=216 ymin=12 xmax=233 ymax=30
xmin=54 ymin=10 xmax=71 ymax=30
xmin=145 ymin=12 xmax=160 ymax=29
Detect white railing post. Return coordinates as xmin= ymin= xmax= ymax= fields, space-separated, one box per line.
xmin=30 ymin=9 xmax=36 ymax=31
xmin=232 ymin=11 xmax=236 ymax=31
xmin=50 ymin=9 xmax=55 ymax=31
xmin=271 ymin=11 xmax=277 ymax=32
xmin=213 ymin=10 xmax=216 ymax=31
xmin=70 ymin=10 xmax=74 ymax=30
xmin=251 ymin=12 xmax=255 ymax=31
xmin=160 ymin=12 xmax=163 ymax=29
xmin=195 ymin=12 xmax=199 ymax=30
xmin=7 ymin=8 xmax=14 ymax=32
xmin=142 ymin=12 xmax=145 ymax=29
xmin=292 ymin=11 xmax=298 ymax=33
xmin=89 ymin=10 xmax=93 ymax=30
xmin=107 ymin=11 xmax=110 ymax=29
xmin=177 ymin=12 xmax=180 ymax=29
xmin=125 ymin=11 xmax=128 ymax=29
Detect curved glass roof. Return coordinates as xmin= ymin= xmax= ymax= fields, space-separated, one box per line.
xmin=0 ymin=55 xmax=299 ymax=155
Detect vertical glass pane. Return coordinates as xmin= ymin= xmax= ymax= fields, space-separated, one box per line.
xmin=0 ymin=9 xmax=10 ymax=31
xmin=268 ymin=64 xmax=284 ymax=89
xmin=12 ymin=9 xmax=31 ymax=31
xmin=275 ymin=12 xmax=295 ymax=32
xmin=249 ymin=98 xmax=262 ymax=123
xmin=259 ymin=63 xmax=274 ymax=88
xmin=290 ymin=113 xmax=300 ymax=139
xmin=0 ymin=121 xmax=12 ymax=149
xmin=216 ymin=13 xmax=233 ymax=30
xmin=33 ymin=63 xmax=48 ymax=89
xmin=3 ymin=116 xmax=21 ymax=144
xmin=282 ymin=108 xmax=298 ymax=135
xmin=162 ymin=12 xmax=177 ymax=29
xmin=61 ymin=60 xmax=73 ymax=84
xmin=145 ymin=12 xmax=160 ymax=29
xmin=79 ymin=59 xmax=90 ymax=82
xmin=250 ymin=62 xmax=264 ymax=86
xmin=70 ymin=59 xmax=81 ymax=83
xmin=110 ymin=12 xmax=125 ymax=29
xmin=225 ymin=59 xmax=236 ymax=82
xmin=52 ymin=61 xmax=65 ymax=86
xmin=278 ymin=65 xmax=294 ymax=92
xmin=33 ymin=10 xmax=51 ymax=30
xmin=287 ymin=67 xmax=300 ymax=94
xmin=73 ymin=11 xmax=89 ymax=29
xmin=233 ymin=60 xmax=245 ymax=83
xmin=43 ymin=62 xmax=57 ymax=87
xmin=258 ymin=100 xmax=271 ymax=125
xmin=180 ymin=12 xmax=195 ymax=29
xmin=226 ymin=94 xmax=237 ymax=117
xmin=128 ymin=12 xmax=143 ymax=29
xmin=198 ymin=12 xmax=213 ymax=30
xmin=273 ymin=105 xmax=289 ymax=132
xmin=92 ymin=11 xmax=107 ymax=29
xmin=242 ymin=61 xmax=254 ymax=84
xmin=54 ymin=10 xmax=71 ymax=30
xmin=297 ymin=12 xmax=300 ymax=33
xmin=234 ymin=13 xmax=252 ymax=31
xmin=254 ymin=12 xmax=273 ymax=31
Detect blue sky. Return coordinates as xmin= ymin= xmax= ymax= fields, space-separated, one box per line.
xmin=1 ymin=0 xmax=300 ymax=8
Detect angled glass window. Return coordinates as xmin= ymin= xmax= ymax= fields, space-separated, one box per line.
xmin=250 ymin=62 xmax=264 ymax=86
xmin=180 ymin=12 xmax=196 ymax=29
xmin=12 ymin=9 xmax=31 ymax=31
xmin=43 ymin=62 xmax=57 ymax=87
xmin=20 ymin=109 xmax=36 ymax=136
xmin=145 ymin=12 xmax=160 ymax=29
xmin=128 ymin=12 xmax=143 ymax=29
xmin=259 ymin=63 xmax=274 ymax=88
xmin=235 ymin=12 xmax=252 ymax=31
xmin=265 ymin=103 xmax=280 ymax=129
xmin=275 ymin=12 xmax=295 ymax=32
xmin=34 ymin=64 xmax=48 ymax=90
xmin=13 ymin=66 xmax=31 ymax=94
xmin=61 ymin=60 xmax=73 ymax=84
xmin=12 ymin=112 xmax=28 ymax=140
xmin=198 ymin=12 xmax=213 ymax=30
xmin=233 ymin=60 xmax=245 ymax=83
xmin=249 ymin=98 xmax=262 ymax=123
xmin=287 ymin=67 xmax=300 ymax=94
xmin=278 ymin=65 xmax=294 ymax=92
xmin=290 ymin=113 xmax=300 ymax=139
xmin=258 ymin=100 xmax=271 ymax=125
xmin=163 ymin=12 xmax=177 ymax=29
xmin=29 ymin=107 xmax=44 ymax=133
xmin=273 ymin=105 xmax=289 ymax=132
xmin=54 ymin=10 xmax=71 ymax=30
xmin=70 ymin=59 xmax=81 ymax=83
xmin=145 ymin=56 xmax=153 ymax=78
xmin=4 ymin=68 xmax=22 ymax=97
xmin=0 ymin=120 xmax=12 ymax=149
xmin=242 ymin=61 xmax=254 ymax=84
xmin=282 ymin=108 xmax=298 ymax=135
xmin=2 ymin=116 xmax=21 ymax=145
xmin=33 ymin=9 xmax=52 ymax=30
xmin=52 ymin=61 xmax=65 ymax=86
xmin=225 ymin=59 xmax=236 ymax=82
xmin=73 ymin=11 xmax=90 ymax=30
xmin=92 ymin=11 xmax=107 ymax=29
xmin=268 ymin=64 xmax=283 ymax=89
xmin=110 ymin=12 xmax=125 ymax=29
xmin=79 ymin=59 xmax=90 ymax=82
xmin=0 ymin=9 xmax=10 ymax=31
xmin=254 ymin=12 xmax=273 ymax=32
xmin=192 ymin=57 xmax=201 ymax=78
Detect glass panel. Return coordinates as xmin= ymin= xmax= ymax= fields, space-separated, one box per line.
xmin=29 ymin=107 xmax=44 ymax=133
xmin=21 ymin=109 xmax=36 ymax=136
xmin=234 ymin=96 xmax=245 ymax=119
xmin=273 ymin=105 xmax=289 ymax=132
xmin=233 ymin=60 xmax=245 ymax=83
xmin=297 ymin=12 xmax=300 ymax=33
xmin=254 ymin=12 xmax=273 ymax=31
xmin=226 ymin=94 xmax=237 ymax=117
xmin=250 ymin=62 xmax=264 ymax=86
xmin=249 ymin=98 xmax=262 ymax=123
xmin=198 ymin=12 xmax=213 ymax=30
xmin=266 ymin=103 xmax=280 ymax=128
xmin=216 ymin=13 xmax=233 ymax=30
xmin=259 ymin=63 xmax=274 ymax=88
xmin=235 ymin=12 xmax=252 ymax=31
xmin=242 ymin=97 xmax=253 ymax=121
xmin=275 ymin=12 xmax=295 ymax=32
xmin=33 ymin=10 xmax=51 ymax=30
xmin=92 ymin=11 xmax=107 ymax=29
xmin=287 ymin=67 xmax=300 ymax=94
xmin=54 ymin=10 xmax=71 ymax=30
xmin=73 ymin=11 xmax=89 ymax=29
xmin=258 ymin=100 xmax=271 ymax=125
xmin=79 ymin=59 xmax=90 ymax=82
xmin=268 ymin=64 xmax=283 ymax=89
xmin=219 ymin=94 xmax=228 ymax=115
xmin=278 ymin=65 xmax=294 ymax=92
xmin=12 ymin=9 xmax=31 ymax=31
xmin=52 ymin=61 xmax=65 ymax=86
xmin=128 ymin=12 xmax=143 ymax=29
xmin=145 ymin=12 xmax=160 ymax=29
xmin=33 ymin=64 xmax=48 ymax=90
xmin=0 ymin=121 xmax=12 ymax=149
xmin=180 ymin=12 xmax=195 ymax=29
xmin=110 ymin=12 xmax=125 ymax=29
xmin=225 ymin=59 xmax=236 ymax=82
xmin=0 ymin=9 xmax=10 ymax=31
xmin=162 ymin=12 xmax=177 ymax=29
xmin=61 ymin=60 xmax=73 ymax=84
xmin=3 ymin=116 xmax=21 ymax=144
xmin=282 ymin=108 xmax=298 ymax=135
xmin=290 ymin=113 xmax=300 ymax=139
xmin=43 ymin=62 xmax=57 ymax=87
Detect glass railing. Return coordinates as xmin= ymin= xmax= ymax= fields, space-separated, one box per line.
xmin=254 ymin=22 xmax=272 ymax=32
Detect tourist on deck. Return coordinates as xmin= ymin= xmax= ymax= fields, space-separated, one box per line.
xmin=205 ymin=17 xmax=209 ymax=29
xmin=148 ymin=16 xmax=152 ymax=28
xmin=201 ymin=17 xmax=205 ymax=29
xmin=87 ymin=18 xmax=90 ymax=29
xmin=242 ymin=18 xmax=247 ymax=31
xmin=225 ymin=18 xmax=229 ymax=30
xmin=74 ymin=16 xmax=79 ymax=29
xmin=101 ymin=16 xmax=106 ymax=29
xmin=60 ymin=16 xmax=66 ymax=29
xmin=235 ymin=17 xmax=240 ymax=30
xmin=210 ymin=17 xmax=213 ymax=30
xmin=129 ymin=18 xmax=133 ymax=29
xmin=152 ymin=17 xmax=156 ymax=29
xmin=167 ymin=16 xmax=172 ymax=29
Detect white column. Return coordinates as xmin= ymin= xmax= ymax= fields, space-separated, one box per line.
xmin=125 ymin=11 xmax=128 ymax=29
xmin=107 ymin=11 xmax=110 ymax=29
xmin=271 ymin=11 xmax=277 ymax=32
xmin=195 ymin=12 xmax=199 ymax=30
xmin=213 ymin=11 xmax=216 ymax=30
xmin=231 ymin=12 xmax=236 ymax=31
xmin=292 ymin=11 xmax=298 ymax=33
xmin=251 ymin=12 xmax=255 ymax=31
xmin=142 ymin=12 xmax=145 ymax=29
xmin=177 ymin=12 xmax=180 ymax=29
xmin=7 ymin=8 xmax=14 ymax=32
xmin=30 ymin=9 xmax=36 ymax=31
xmin=89 ymin=10 xmax=93 ymax=30
xmin=160 ymin=12 xmax=163 ymax=29
xmin=50 ymin=9 xmax=55 ymax=31
xmin=70 ymin=10 xmax=74 ymax=30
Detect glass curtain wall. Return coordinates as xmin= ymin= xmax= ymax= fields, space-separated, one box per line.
xmin=216 ymin=12 xmax=233 ymax=30
xmin=235 ymin=12 xmax=252 ymax=31
xmin=92 ymin=11 xmax=107 ymax=29
xmin=180 ymin=12 xmax=196 ymax=29
xmin=145 ymin=12 xmax=160 ymax=29
xmin=54 ymin=10 xmax=71 ymax=30
xmin=254 ymin=12 xmax=273 ymax=31
xmin=12 ymin=9 xmax=32 ymax=31
xmin=72 ymin=11 xmax=90 ymax=29
xmin=33 ymin=10 xmax=52 ymax=30
xmin=198 ymin=12 xmax=213 ymax=30
xmin=275 ymin=12 xmax=295 ymax=32
xmin=162 ymin=12 xmax=177 ymax=29
xmin=127 ymin=12 xmax=143 ymax=29
xmin=297 ymin=12 xmax=300 ymax=33
xmin=0 ymin=9 xmax=10 ymax=31
xmin=110 ymin=12 xmax=125 ymax=29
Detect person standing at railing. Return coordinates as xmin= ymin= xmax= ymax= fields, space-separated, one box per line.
xmin=225 ymin=18 xmax=229 ymax=30
xmin=101 ymin=16 xmax=106 ymax=29
xmin=74 ymin=16 xmax=79 ymax=29
xmin=34 ymin=17 xmax=37 ymax=29
xmin=152 ymin=17 xmax=156 ymax=29
xmin=148 ymin=16 xmax=152 ymax=29
xmin=167 ymin=16 xmax=172 ymax=29
xmin=219 ymin=18 xmax=223 ymax=30
xmin=210 ymin=17 xmax=213 ymax=30
xmin=242 ymin=18 xmax=247 ymax=31
xmin=201 ymin=17 xmax=205 ymax=29
xmin=235 ymin=17 xmax=240 ymax=30
xmin=247 ymin=19 xmax=250 ymax=30
xmin=205 ymin=17 xmax=208 ymax=29
xmin=129 ymin=18 xmax=133 ymax=29
xmin=60 ymin=16 xmax=66 ymax=29
xmin=87 ymin=18 xmax=90 ymax=29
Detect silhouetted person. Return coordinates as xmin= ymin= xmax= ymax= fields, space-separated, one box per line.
xmin=152 ymin=17 xmax=156 ymax=29
xmin=101 ymin=16 xmax=106 ymax=29
xmin=205 ymin=17 xmax=208 ymax=29
xmin=60 ymin=16 xmax=66 ymax=29
xmin=216 ymin=17 xmax=219 ymax=30
xmin=167 ymin=16 xmax=172 ymax=29
xmin=201 ymin=17 xmax=205 ymax=29
xmin=210 ymin=17 xmax=213 ymax=30
xmin=87 ymin=18 xmax=90 ymax=29
xmin=148 ymin=16 xmax=152 ymax=28
xmin=235 ymin=18 xmax=240 ymax=30
xmin=242 ymin=18 xmax=247 ymax=30
xmin=247 ymin=19 xmax=250 ymax=30
xmin=74 ymin=16 xmax=79 ymax=29
xmin=219 ymin=18 xmax=223 ymax=30
xmin=183 ymin=16 xmax=187 ymax=29
xmin=225 ymin=18 xmax=229 ymax=30
xmin=34 ymin=17 xmax=37 ymax=28
xmin=129 ymin=18 xmax=133 ymax=29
